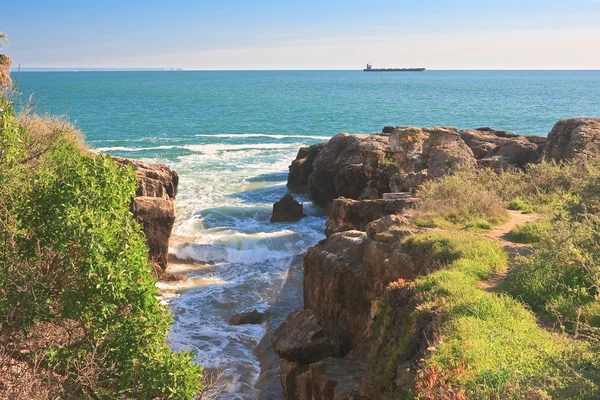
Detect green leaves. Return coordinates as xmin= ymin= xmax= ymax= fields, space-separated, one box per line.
xmin=0 ymin=102 xmax=203 ymax=398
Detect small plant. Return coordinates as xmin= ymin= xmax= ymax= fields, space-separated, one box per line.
xmin=506 ymin=221 xmax=548 ymax=244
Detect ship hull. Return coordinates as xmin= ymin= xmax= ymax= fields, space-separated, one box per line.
xmin=364 ymin=68 xmax=426 ymax=72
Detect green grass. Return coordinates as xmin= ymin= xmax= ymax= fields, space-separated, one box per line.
xmin=369 ymin=231 xmax=600 ymax=399
xmin=506 ymin=221 xmax=549 ymax=244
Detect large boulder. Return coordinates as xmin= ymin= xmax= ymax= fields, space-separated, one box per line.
xmin=544 ymin=118 xmax=600 ymax=162
xmin=460 ymin=127 xmax=541 ymax=167
xmin=229 ymin=309 xmax=264 ymax=325
xmin=112 ymin=157 xmax=179 ymax=270
xmin=308 ymin=133 xmax=392 ymax=207
xmin=389 ymin=127 xmax=476 ymax=192
xmin=271 ymin=194 xmax=305 ymax=223
xmin=325 ymin=196 xmax=417 ymax=237
xmin=287 ymin=143 xmax=325 ymax=193
xmin=272 ymin=310 xmax=334 ymax=364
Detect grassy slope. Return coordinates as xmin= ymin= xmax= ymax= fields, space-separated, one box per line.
xmin=370 ymin=231 xmax=600 ymax=399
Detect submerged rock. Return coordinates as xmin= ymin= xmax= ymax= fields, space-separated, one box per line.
xmin=544 ymin=117 xmax=600 ymax=161
xmin=230 ymin=309 xmax=264 ymax=325
xmin=271 ymin=193 xmax=305 ymax=222
xmin=112 ymin=156 xmax=178 ymax=270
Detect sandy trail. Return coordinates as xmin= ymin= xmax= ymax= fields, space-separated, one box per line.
xmin=477 ymin=210 xmax=542 ymax=291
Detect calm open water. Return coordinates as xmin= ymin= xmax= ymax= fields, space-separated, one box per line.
xmin=13 ymin=70 xmax=600 ymax=399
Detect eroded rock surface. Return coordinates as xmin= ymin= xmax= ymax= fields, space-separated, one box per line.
xmin=112 ymin=156 xmax=178 ymax=270
xmin=271 ymin=193 xmax=305 ymax=223
xmin=544 ymin=118 xmax=600 ymax=161
xmin=460 ymin=127 xmax=541 ymax=168
xmin=325 ymin=196 xmax=417 ymax=237
xmin=288 ymin=144 xmax=325 ymax=193
xmin=307 ymin=133 xmax=392 ymax=206
xmin=229 ymin=309 xmax=264 ymax=325
xmin=388 ymin=126 xmax=476 ymax=192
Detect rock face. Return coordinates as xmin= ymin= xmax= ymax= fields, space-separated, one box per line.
xmin=544 ymin=118 xmax=600 ymax=162
xmin=271 ymin=194 xmax=305 ymax=223
xmin=272 ymin=310 xmax=334 ymax=364
xmin=307 ymin=133 xmax=393 ymax=207
xmin=288 ymin=144 xmax=326 ymax=193
xmin=460 ymin=127 xmax=541 ymax=168
xmin=389 ymin=127 xmax=476 ymax=192
xmin=325 ymin=196 xmax=417 ymax=237
xmin=229 ymin=309 xmax=264 ymax=325
xmin=112 ymin=156 xmax=178 ymax=270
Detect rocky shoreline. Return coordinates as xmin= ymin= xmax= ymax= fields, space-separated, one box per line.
xmin=265 ymin=117 xmax=600 ymax=399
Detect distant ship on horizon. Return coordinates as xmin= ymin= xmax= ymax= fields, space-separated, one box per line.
xmin=363 ymin=63 xmax=426 ymax=72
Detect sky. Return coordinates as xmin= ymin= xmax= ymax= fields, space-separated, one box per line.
xmin=1 ymin=0 xmax=600 ymax=70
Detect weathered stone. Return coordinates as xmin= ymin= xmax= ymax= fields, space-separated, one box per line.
xmin=308 ymin=133 xmax=392 ymax=206
xmin=130 ymin=196 xmax=176 ymax=269
xmin=544 ymin=118 xmax=600 ymax=161
xmin=229 ymin=309 xmax=264 ymax=325
xmin=325 ymin=197 xmax=417 ymax=237
xmin=271 ymin=194 xmax=305 ymax=223
xmin=279 ymin=360 xmax=310 ymax=400
xmin=308 ymin=357 xmax=368 ymax=400
xmin=460 ymin=128 xmax=540 ymax=167
xmin=287 ymin=143 xmax=325 ymax=193
xmin=112 ymin=157 xmax=178 ymax=270
xmin=389 ymin=127 xmax=476 ymax=192
xmin=272 ymin=310 xmax=334 ymax=364
xmin=365 ymin=214 xmax=413 ymax=242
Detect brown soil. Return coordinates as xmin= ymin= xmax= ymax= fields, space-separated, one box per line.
xmin=477 ymin=210 xmax=541 ymax=291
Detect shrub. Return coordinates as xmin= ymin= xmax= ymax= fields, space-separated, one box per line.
xmin=414 ymin=170 xmax=508 ymax=230
xmin=0 ymin=100 xmax=204 ymax=398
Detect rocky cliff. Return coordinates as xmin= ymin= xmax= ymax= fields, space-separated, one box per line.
xmin=287 ymin=126 xmax=546 ymax=206
xmin=112 ymin=156 xmax=178 ymax=271
xmin=273 ymin=118 xmax=600 ymax=399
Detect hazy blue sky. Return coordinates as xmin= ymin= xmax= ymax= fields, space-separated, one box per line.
xmin=2 ymin=0 xmax=600 ymax=69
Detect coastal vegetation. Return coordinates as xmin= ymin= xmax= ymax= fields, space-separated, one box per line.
xmin=0 ymin=97 xmax=204 ymax=398
xmin=369 ymin=158 xmax=600 ymax=399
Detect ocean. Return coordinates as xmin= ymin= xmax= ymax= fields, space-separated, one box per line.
xmin=13 ymin=70 xmax=600 ymax=399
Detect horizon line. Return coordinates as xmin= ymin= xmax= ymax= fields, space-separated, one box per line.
xmin=11 ymin=68 xmax=600 ymax=72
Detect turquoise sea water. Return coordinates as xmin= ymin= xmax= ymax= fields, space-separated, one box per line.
xmin=13 ymin=70 xmax=600 ymax=399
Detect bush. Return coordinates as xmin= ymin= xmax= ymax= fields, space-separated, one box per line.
xmin=414 ymin=170 xmax=508 ymax=230
xmin=0 ymin=100 xmax=203 ymax=398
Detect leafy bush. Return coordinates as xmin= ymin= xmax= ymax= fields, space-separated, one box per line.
xmin=414 ymin=170 xmax=509 ymax=230
xmin=0 ymin=99 xmax=203 ymax=399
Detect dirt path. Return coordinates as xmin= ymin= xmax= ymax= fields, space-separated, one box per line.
xmin=477 ymin=210 xmax=542 ymax=291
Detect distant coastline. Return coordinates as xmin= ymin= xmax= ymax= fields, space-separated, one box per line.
xmin=12 ymin=67 xmax=184 ymax=72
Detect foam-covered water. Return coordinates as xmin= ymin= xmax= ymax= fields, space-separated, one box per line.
xmin=13 ymin=70 xmax=600 ymax=399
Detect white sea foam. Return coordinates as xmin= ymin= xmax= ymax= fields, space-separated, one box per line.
xmin=194 ymin=133 xmax=331 ymax=141
xmin=93 ymin=145 xmax=178 ymax=152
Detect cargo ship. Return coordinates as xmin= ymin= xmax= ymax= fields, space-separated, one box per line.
xmin=363 ymin=63 xmax=425 ymax=72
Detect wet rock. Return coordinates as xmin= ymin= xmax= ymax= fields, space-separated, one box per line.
xmin=112 ymin=156 xmax=178 ymax=270
xmin=287 ymin=143 xmax=325 ymax=193
xmin=272 ymin=310 xmax=334 ymax=364
xmin=279 ymin=360 xmax=310 ymax=400
xmin=308 ymin=133 xmax=392 ymax=207
xmin=382 ymin=126 xmax=395 ymax=134
xmin=544 ymin=117 xmax=600 ymax=161
xmin=325 ymin=197 xmax=417 ymax=237
xmin=271 ymin=194 xmax=305 ymax=223
xmin=389 ymin=127 xmax=476 ymax=192
xmin=229 ymin=309 xmax=264 ymax=325
xmin=460 ymin=128 xmax=540 ymax=167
